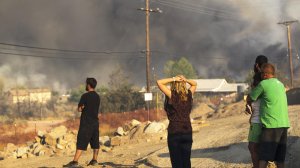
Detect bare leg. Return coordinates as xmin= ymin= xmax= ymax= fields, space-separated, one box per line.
xmin=92 ymin=149 xmax=99 ymax=160
xmin=248 ymin=142 xmax=259 ymax=168
xmin=258 ymin=160 xmax=268 ymax=168
xmin=276 ymin=162 xmax=285 ymax=168
xmin=73 ymin=149 xmax=83 ymax=162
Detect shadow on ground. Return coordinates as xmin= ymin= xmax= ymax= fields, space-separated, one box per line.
xmin=158 ymin=135 xmax=300 ymax=166
xmin=158 ymin=142 xmax=251 ymax=164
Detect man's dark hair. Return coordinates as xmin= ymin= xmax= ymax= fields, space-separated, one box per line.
xmin=86 ymin=78 xmax=97 ymax=89
xmin=253 ymin=55 xmax=268 ymax=87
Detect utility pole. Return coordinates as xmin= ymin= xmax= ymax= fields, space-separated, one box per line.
xmin=138 ymin=0 xmax=162 ymax=92
xmin=278 ymin=20 xmax=298 ymax=88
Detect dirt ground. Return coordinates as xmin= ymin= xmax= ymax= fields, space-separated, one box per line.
xmin=0 ymin=104 xmax=299 ymax=168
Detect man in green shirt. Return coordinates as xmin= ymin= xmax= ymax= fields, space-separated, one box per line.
xmin=247 ymin=63 xmax=289 ymax=168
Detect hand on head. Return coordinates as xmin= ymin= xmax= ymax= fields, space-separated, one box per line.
xmin=175 ymin=75 xmax=187 ymax=82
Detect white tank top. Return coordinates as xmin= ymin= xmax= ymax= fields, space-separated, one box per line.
xmin=251 ymin=99 xmax=261 ymax=123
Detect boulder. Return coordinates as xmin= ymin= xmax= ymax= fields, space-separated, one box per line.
xmin=99 ymin=136 xmax=110 ymax=146
xmin=128 ymin=125 xmax=143 ymax=140
xmin=38 ymin=150 xmax=45 ymax=156
xmin=56 ymin=144 xmax=64 ymax=150
xmin=144 ymin=122 xmax=166 ymax=134
xmin=115 ymin=127 xmax=125 ymax=136
xmin=37 ymin=130 xmax=45 ymax=137
xmin=63 ymin=133 xmax=76 ymax=142
xmin=32 ymin=142 xmax=39 ymax=149
xmin=66 ymin=142 xmax=76 ymax=151
xmin=110 ymin=136 xmax=121 ymax=146
xmin=21 ymin=153 xmax=28 ymax=159
xmin=57 ymin=137 xmax=68 ymax=146
xmin=44 ymin=134 xmax=57 ymax=146
xmin=16 ymin=147 xmax=29 ymax=157
xmin=101 ymin=146 xmax=112 ymax=152
xmin=48 ymin=125 xmax=68 ymax=139
xmin=130 ymin=119 xmax=141 ymax=128
xmin=5 ymin=143 xmax=17 ymax=153
xmin=33 ymin=144 xmax=44 ymax=155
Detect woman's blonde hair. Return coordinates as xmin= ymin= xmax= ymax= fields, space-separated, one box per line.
xmin=170 ymin=81 xmax=188 ymax=101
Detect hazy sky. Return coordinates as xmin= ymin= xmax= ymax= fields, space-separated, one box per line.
xmin=0 ymin=0 xmax=299 ymax=92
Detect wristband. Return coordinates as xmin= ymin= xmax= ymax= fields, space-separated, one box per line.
xmin=172 ymin=77 xmax=175 ymax=82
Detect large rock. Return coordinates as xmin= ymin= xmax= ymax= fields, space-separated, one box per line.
xmin=37 ymin=130 xmax=45 ymax=137
xmin=44 ymin=125 xmax=67 ymax=146
xmin=56 ymin=144 xmax=64 ymax=150
xmin=99 ymin=136 xmax=110 ymax=146
xmin=115 ymin=127 xmax=125 ymax=136
xmin=110 ymin=136 xmax=121 ymax=146
xmin=57 ymin=137 xmax=68 ymax=146
xmin=16 ymin=147 xmax=29 ymax=157
xmin=100 ymin=146 xmax=112 ymax=152
xmin=128 ymin=125 xmax=144 ymax=140
xmin=130 ymin=119 xmax=141 ymax=128
xmin=66 ymin=142 xmax=76 ymax=151
xmin=44 ymin=134 xmax=57 ymax=146
xmin=48 ymin=125 xmax=68 ymax=139
xmin=63 ymin=133 xmax=76 ymax=142
xmin=144 ymin=122 xmax=166 ymax=134
xmin=5 ymin=143 xmax=17 ymax=153
xmin=33 ymin=144 xmax=44 ymax=155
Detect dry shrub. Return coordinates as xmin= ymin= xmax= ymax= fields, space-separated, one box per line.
xmin=0 ymin=131 xmax=36 ymax=150
xmin=62 ymin=109 xmax=166 ymax=136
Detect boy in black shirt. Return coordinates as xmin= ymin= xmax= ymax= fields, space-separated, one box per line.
xmin=64 ymin=78 xmax=100 ymax=167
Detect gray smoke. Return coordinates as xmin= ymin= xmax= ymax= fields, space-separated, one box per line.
xmin=0 ymin=0 xmax=299 ymax=92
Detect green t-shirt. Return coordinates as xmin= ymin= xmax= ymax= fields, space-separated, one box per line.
xmin=250 ymin=78 xmax=290 ymax=128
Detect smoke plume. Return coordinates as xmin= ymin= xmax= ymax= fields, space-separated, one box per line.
xmin=0 ymin=0 xmax=299 ymax=92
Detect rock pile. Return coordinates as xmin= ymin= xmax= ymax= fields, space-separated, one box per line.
xmin=3 ymin=125 xmax=77 ymax=159
xmin=1 ymin=119 xmax=168 ymax=160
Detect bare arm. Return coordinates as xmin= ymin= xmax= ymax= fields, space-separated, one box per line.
xmin=186 ymin=79 xmax=197 ymax=95
xmin=156 ymin=77 xmax=174 ymax=98
xmin=245 ymin=95 xmax=253 ymax=115
xmin=176 ymin=75 xmax=197 ymax=95
xmin=78 ymin=105 xmax=84 ymax=112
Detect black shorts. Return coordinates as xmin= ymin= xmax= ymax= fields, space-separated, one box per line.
xmin=76 ymin=123 xmax=99 ymax=150
xmin=259 ymin=127 xmax=288 ymax=162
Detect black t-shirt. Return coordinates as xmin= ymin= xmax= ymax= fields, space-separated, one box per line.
xmin=78 ymin=91 xmax=100 ymax=124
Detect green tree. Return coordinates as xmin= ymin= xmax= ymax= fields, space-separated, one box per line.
xmin=69 ymin=85 xmax=86 ymax=102
xmin=164 ymin=57 xmax=198 ymax=78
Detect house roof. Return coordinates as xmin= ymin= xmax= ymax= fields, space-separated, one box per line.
xmin=140 ymin=79 xmax=249 ymax=93
xmin=193 ymin=79 xmax=248 ymax=92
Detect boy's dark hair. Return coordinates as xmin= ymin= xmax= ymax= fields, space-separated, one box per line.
xmin=86 ymin=78 xmax=97 ymax=89
xmin=253 ymin=55 xmax=268 ymax=87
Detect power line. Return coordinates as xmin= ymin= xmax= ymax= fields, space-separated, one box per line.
xmin=154 ymin=0 xmax=241 ymax=21
xmin=0 ymin=51 xmax=142 ymax=60
xmin=159 ymin=0 xmax=238 ymax=16
xmin=0 ymin=42 xmax=139 ymax=54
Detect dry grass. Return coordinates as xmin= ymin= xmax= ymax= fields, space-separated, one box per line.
xmin=0 ymin=109 xmax=166 ymax=149
xmin=63 ymin=109 xmax=166 ymax=136
xmin=0 ymin=123 xmax=36 ymax=151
